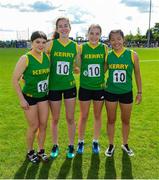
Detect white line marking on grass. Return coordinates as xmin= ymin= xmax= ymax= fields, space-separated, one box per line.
xmin=140 ymin=60 xmax=159 ymax=62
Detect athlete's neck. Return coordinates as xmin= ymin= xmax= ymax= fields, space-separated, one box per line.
xmin=89 ymin=42 xmax=99 ymax=46
xmin=59 ymin=37 xmax=69 ymax=44
xmin=114 ymin=47 xmax=124 ymax=54
xmin=30 ymin=49 xmax=42 ymax=59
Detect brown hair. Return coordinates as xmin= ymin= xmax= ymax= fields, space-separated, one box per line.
xmin=31 ymin=31 xmax=47 ymax=42
xmin=109 ymin=29 xmax=124 ymax=40
xmin=52 ymin=17 xmax=71 ymax=39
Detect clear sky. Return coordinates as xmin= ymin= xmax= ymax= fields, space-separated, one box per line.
xmin=0 ymin=0 xmax=158 ymax=40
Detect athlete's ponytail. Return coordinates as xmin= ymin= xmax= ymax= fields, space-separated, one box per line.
xmin=52 ymin=31 xmax=59 ymax=39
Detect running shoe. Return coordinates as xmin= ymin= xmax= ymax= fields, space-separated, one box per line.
xmin=27 ymin=150 xmax=39 ymax=163
xmin=105 ymin=144 xmax=115 ymax=157
xmin=38 ymin=149 xmax=49 ymax=162
xmin=77 ymin=142 xmax=84 ymax=154
xmin=121 ymin=144 xmax=134 ymax=156
xmin=67 ymin=145 xmax=75 ymax=159
xmin=92 ymin=141 xmax=100 ymax=154
xmin=50 ymin=145 xmax=59 ymax=158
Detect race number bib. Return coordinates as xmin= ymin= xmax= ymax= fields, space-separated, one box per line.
xmin=88 ymin=64 xmax=100 ymax=77
xmin=113 ymin=70 xmax=126 ymax=83
xmin=37 ymin=80 xmax=48 ymax=92
xmin=57 ymin=61 xmax=70 ymax=75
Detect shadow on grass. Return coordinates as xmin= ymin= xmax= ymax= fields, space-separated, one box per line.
xmin=121 ymin=151 xmax=133 ymax=179
xmin=56 ymin=157 xmax=72 ymax=179
xmin=87 ymin=153 xmax=100 ymax=179
xmin=14 ymin=158 xmax=29 ymax=179
xmin=38 ymin=158 xmax=54 ymax=179
xmin=72 ymin=154 xmax=83 ymax=179
xmin=25 ymin=162 xmax=40 ymax=179
xmin=104 ymin=156 xmax=116 ymax=179
xmin=14 ymin=157 xmax=54 ymax=179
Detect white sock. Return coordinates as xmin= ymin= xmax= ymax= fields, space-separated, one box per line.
xmin=93 ymin=139 xmax=98 ymax=143
xmin=78 ymin=139 xmax=84 ymax=143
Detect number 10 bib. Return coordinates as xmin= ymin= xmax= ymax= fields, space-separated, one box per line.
xmin=57 ymin=61 xmax=70 ymax=75
xmin=113 ymin=70 xmax=126 ymax=83
xmin=88 ymin=64 xmax=100 ymax=77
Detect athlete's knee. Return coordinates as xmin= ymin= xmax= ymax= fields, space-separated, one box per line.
xmin=66 ymin=117 xmax=75 ymax=125
xmin=107 ymin=118 xmax=115 ymax=125
xmin=52 ymin=117 xmax=59 ymax=125
xmin=94 ymin=114 xmax=101 ymax=121
xmin=39 ymin=121 xmax=47 ymax=130
xmin=122 ymin=119 xmax=130 ymax=126
xmin=80 ymin=114 xmax=89 ymax=122
xmin=29 ymin=125 xmax=39 ymax=134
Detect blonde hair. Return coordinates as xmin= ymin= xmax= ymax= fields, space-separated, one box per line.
xmin=88 ymin=24 xmax=102 ymax=34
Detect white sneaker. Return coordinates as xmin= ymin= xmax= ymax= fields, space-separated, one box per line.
xmin=105 ymin=144 xmax=115 ymax=157
xmin=121 ymin=144 xmax=134 ymax=156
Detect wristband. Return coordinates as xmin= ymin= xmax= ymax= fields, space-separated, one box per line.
xmin=137 ymin=92 xmax=142 ymax=94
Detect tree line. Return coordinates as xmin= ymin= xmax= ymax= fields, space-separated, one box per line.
xmin=0 ymin=23 xmax=159 ymax=48
xmin=124 ymin=23 xmax=159 ymax=47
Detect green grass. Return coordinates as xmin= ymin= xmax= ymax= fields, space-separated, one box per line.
xmin=0 ymin=48 xmax=159 ymax=179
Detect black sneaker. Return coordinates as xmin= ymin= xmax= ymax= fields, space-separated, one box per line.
xmin=121 ymin=144 xmax=134 ymax=156
xmin=27 ymin=150 xmax=39 ymax=163
xmin=105 ymin=144 xmax=115 ymax=157
xmin=38 ymin=149 xmax=49 ymax=162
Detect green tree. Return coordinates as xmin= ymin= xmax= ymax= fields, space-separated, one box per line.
xmin=151 ymin=23 xmax=159 ymax=42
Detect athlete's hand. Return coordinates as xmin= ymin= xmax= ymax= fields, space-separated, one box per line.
xmin=135 ymin=93 xmax=142 ymax=104
xmin=20 ymin=99 xmax=29 ymax=110
xmin=74 ymin=67 xmax=80 ymax=74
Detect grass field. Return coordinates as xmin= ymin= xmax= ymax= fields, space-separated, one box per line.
xmin=0 ymin=48 xmax=159 ymax=179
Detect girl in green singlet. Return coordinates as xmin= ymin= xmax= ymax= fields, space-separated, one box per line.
xmin=46 ymin=17 xmax=78 ymax=159
xmin=13 ymin=31 xmax=50 ymax=163
xmin=76 ymin=24 xmax=108 ymax=154
xmin=104 ymin=30 xmax=142 ymax=157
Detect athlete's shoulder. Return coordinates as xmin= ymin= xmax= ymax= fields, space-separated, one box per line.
xmin=124 ymin=48 xmax=138 ymax=64
xmin=125 ymin=48 xmax=134 ymax=54
xmin=46 ymin=40 xmax=53 ymax=54
xmin=25 ymin=52 xmax=31 ymax=60
xmin=18 ymin=54 xmax=29 ymax=67
xmin=108 ymin=49 xmax=113 ymax=54
xmin=101 ymin=43 xmax=108 ymax=52
xmin=21 ymin=54 xmax=28 ymax=60
xmin=68 ymin=39 xmax=76 ymax=45
xmin=82 ymin=42 xmax=88 ymax=46
xmin=99 ymin=42 xmax=105 ymax=46
xmin=43 ymin=52 xmax=50 ymax=61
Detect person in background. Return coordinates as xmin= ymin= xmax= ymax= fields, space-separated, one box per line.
xmin=76 ymin=24 xmax=108 ymax=154
xmin=46 ymin=17 xmax=78 ymax=159
xmin=104 ymin=29 xmax=142 ymax=157
xmin=12 ymin=31 xmax=50 ymax=163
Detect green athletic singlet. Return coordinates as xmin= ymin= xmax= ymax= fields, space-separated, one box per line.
xmin=80 ymin=42 xmax=107 ymax=90
xmin=49 ymin=39 xmax=77 ymax=90
xmin=22 ymin=52 xmax=50 ymax=97
xmin=105 ymin=48 xmax=134 ymax=94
